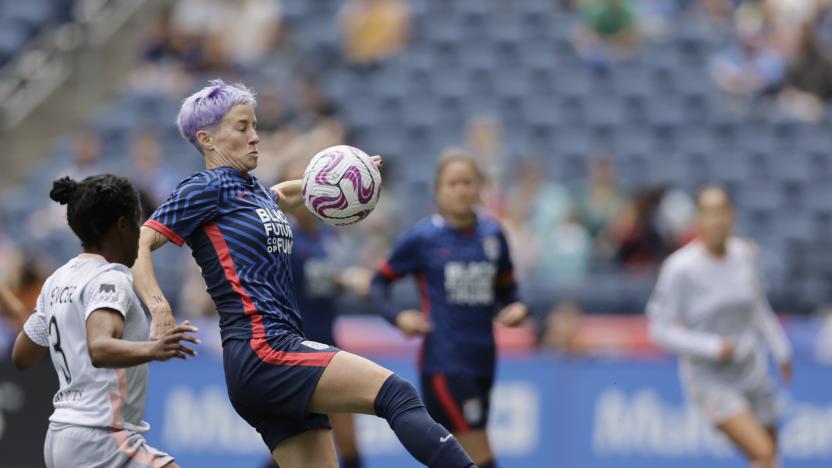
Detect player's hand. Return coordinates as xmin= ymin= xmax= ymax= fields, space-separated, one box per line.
xmin=370 ymin=155 xmax=383 ymax=172
xmin=395 ymin=310 xmax=431 ymax=337
xmin=779 ymin=359 xmax=793 ymax=384
xmin=496 ymin=302 xmax=529 ymax=327
xmin=149 ymin=309 xmax=177 ymax=340
xmin=149 ymin=320 xmax=201 ymax=362
xmin=717 ymin=339 xmax=735 ymax=362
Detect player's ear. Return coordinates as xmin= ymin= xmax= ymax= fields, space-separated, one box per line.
xmin=196 ymin=129 xmax=213 ymax=151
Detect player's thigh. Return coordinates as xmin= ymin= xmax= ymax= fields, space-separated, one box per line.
xmin=272 ymin=428 xmax=338 ymax=468
xmin=330 ymin=413 xmax=360 ymax=459
xmin=455 ymin=429 xmax=494 ymax=466
xmin=307 ymin=351 xmax=393 ymax=415
xmin=716 ymin=410 xmax=776 ymax=462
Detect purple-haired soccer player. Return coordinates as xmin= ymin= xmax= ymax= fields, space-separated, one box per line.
xmin=132 ymin=80 xmax=476 ymax=468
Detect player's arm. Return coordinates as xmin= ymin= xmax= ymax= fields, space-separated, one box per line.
xmin=271 ymin=179 xmax=304 ymax=211
xmin=370 ymin=272 xmax=430 ymax=337
xmin=646 ymin=261 xmax=731 ymax=361
xmin=749 ymin=248 xmax=792 ymax=382
xmin=0 ymin=283 xmax=26 ymax=331
xmin=369 ymin=229 xmax=430 ymax=336
xmin=12 ymin=310 xmax=49 ymax=370
xmin=132 ymin=226 xmax=177 ymax=339
xmin=493 ymin=229 xmax=528 ymax=327
xmin=86 ymin=310 xmax=199 ymax=368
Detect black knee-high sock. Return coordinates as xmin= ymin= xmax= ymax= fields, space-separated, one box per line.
xmin=341 ymin=458 xmax=362 ymax=468
xmin=374 ymin=374 xmax=476 ymax=468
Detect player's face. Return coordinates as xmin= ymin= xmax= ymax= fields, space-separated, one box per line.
xmin=117 ymin=210 xmax=141 ymax=268
xmin=436 ymin=161 xmax=480 ymax=217
xmin=213 ymin=104 xmax=260 ymax=172
xmin=698 ymin=189 xmax=733 ymax=247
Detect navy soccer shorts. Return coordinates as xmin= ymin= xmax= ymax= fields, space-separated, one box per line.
xmin=420 ymin=373 xmax=494 ymax=433
xmin=223 ymin=333 xmax=340 ymax=451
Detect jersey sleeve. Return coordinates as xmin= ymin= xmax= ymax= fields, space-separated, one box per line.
xmin=378 ymin=228 xmax=423 ymax=280
xmin=23 ymin=294 xmax=48 ymax=347
xmin=83 ymin=270 xmax=134 ymax=321
xmin=372 ymin=228 xmax=423 ymax=324
xmin=646 ymin=259 xmax=724 ymax=360
xmin=144 ymin=173 xmax=220 ymax=246
xmin=495 ymin=228 xmax=519 ymax=307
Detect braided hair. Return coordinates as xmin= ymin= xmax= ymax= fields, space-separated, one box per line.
xmin=49 ymin=174 xmax=140 ymax=250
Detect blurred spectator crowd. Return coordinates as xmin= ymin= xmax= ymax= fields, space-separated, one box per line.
xmin=2 ymin=0 xmax=832 ymax=349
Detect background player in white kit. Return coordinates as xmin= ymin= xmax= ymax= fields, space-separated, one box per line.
xmin=647 ymin=187 xmax=792 ymax=468
xmin=11 ymin=174 xmax=199 ymax=468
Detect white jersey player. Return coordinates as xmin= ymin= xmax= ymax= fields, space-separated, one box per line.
xmin=647 ymin=187 xmax=791 ymax=468
xmin=12 ymin=175 xmax=198 ymax=468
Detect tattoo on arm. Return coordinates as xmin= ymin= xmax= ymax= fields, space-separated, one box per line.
xmin=152 ymin=295 xmax=165 ymax=305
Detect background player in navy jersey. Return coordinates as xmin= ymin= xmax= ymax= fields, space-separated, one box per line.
xmin=370 ymin=149 xmax=529 ymax=468
xmin=132 ymin=80 xmax=476 ymax=468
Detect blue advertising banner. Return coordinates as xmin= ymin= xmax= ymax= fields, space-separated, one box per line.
xmin=143 ymin=356 xmax=832 ymax=468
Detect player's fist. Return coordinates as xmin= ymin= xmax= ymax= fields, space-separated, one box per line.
xmin=370 ymin=155 xmax=383 ymax=171
xmin=150 ymin=320 xmax=201 ymax=362
xmin=395 ymin=310 xmax=431 ymax=337
xmin=496 ymin=302 xmax=528 ymax=327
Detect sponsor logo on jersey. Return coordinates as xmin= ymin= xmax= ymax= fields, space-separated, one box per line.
xmin=444 ymin=261 xmax=496 ymax=305
xmin=99 ymin=284 xmax=115 ymax=293
xmin=256 ymin=208 xmax=293 ymax=254
xmin=301 ymin=340 xmax=330 ymax=351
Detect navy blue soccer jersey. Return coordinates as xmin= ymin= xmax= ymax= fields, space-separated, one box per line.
xmin=145 ymin=166 xmax=302 ymax=342
xmin=373 ymin=213 xmax=518 ymax=377
xmin=290 ymin=221 xmax=339 ymax=345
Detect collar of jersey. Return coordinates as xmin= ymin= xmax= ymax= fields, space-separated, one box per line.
xmin=433 ymin=213 xmax=480 ymax=234
xmin=211 ymin=166 xmax=257 ymax=185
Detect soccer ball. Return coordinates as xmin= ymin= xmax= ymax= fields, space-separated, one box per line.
xmin=302 ymin=145 xmax=382 ymax=226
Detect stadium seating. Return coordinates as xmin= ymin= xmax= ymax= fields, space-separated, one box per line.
xmin=0 ymin=0 xmax=75 ymax=68
xmin=4 ymin=0 xmax=832 ymax=313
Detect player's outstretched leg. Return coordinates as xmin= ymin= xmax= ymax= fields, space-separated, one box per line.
xmin=307 ymin=351 xmax=477 ymax=468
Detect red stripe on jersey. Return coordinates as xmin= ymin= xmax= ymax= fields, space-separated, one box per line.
xmin=250 ymin=337 xmax=335 ymax=367
xmin=378 ymin=261 xmax=400 ymax=280
xmin=431 ymin=374 xmax=472 ymax=433
xmin=144 ymin=220 xmax=185 ymax=247
xmin=204 ymin=223 xmax=334 ymax=367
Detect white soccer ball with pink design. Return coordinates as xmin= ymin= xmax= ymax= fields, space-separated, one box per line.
xmin=302 ymin=145 xmax=382 ymax=226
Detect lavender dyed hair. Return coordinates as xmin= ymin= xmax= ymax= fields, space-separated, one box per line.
xmin=176 ymin=79 xmax=257 ymax=150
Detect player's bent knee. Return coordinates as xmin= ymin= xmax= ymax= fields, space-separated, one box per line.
xmin=373 ymin=374 xmax=423 ymax=422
